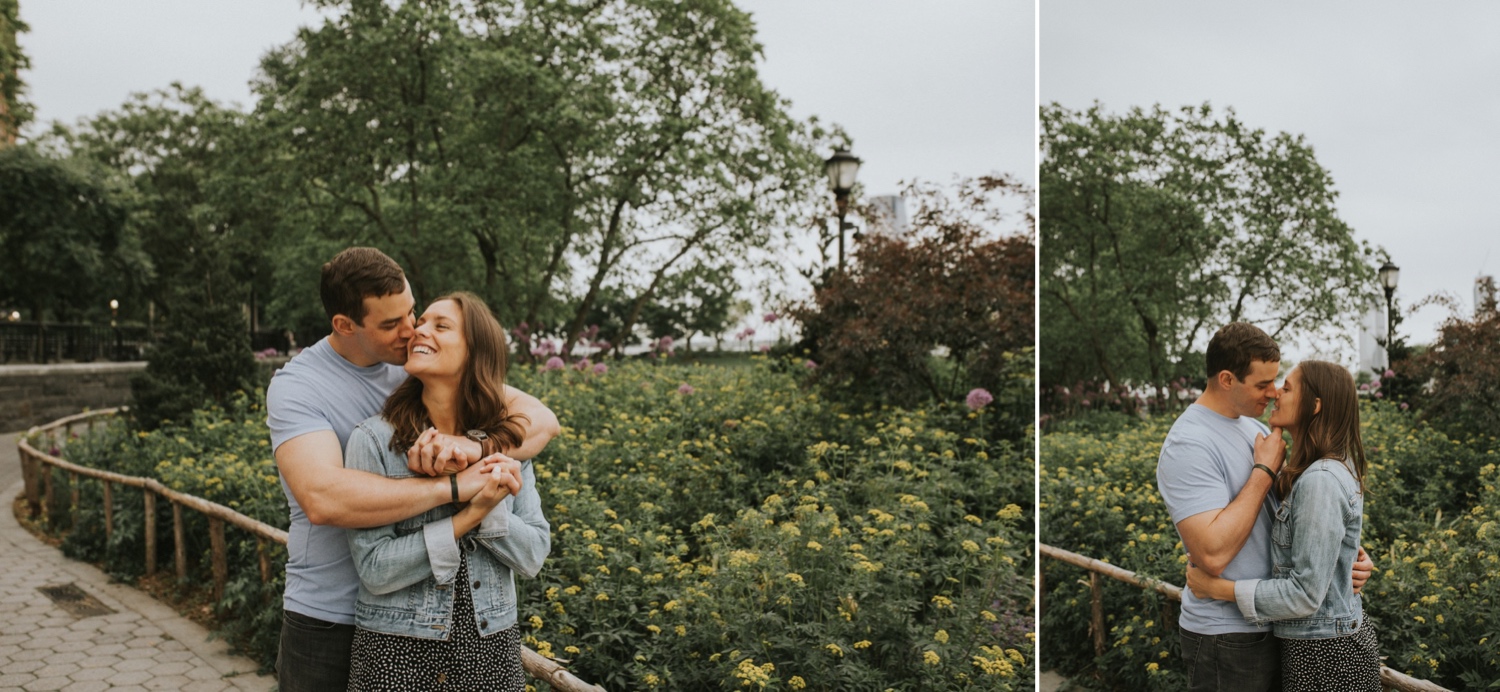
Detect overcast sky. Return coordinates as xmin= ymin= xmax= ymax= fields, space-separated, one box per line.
xmin=15 ymin=0 xmax=1036 ymax=199
xmin=1043 ymin=1 xmax=1499 ymax=350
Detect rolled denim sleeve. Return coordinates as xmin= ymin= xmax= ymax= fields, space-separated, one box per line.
xmin=1242 ymin=469 xmax=1346 ymax=624
xmin=475 ymin=461 xmax=551 ymax=579
xmin=344 ymin=424 xmax=460 ymax=594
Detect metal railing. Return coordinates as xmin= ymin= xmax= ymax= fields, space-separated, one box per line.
xmin=1039 ymin=543 xmax=1450 ymax=692
xmin=17 ymin=408 xmax=604 ymax=692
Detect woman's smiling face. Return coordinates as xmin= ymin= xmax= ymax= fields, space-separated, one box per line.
xmin=404 ymin=299 xmax=467 ymax=380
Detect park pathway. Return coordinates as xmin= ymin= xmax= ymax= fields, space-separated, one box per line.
xmin=1 ymin=431 xmax=275 ymax=691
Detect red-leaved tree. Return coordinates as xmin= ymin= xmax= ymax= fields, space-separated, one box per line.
xmin=792 ymin=175 xmax=1033 ymax=421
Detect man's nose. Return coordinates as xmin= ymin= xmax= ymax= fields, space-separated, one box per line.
xmin=399 ymin=314 xmax=417 ymax=338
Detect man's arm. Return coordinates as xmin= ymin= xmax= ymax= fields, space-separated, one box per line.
xmin=408 ymin=385 xmax=561 ymax=475
xmin=277 ymin=430 xmax=499 ymax=528
xmin=1175 ymin=428 xmax=1285 ymax=577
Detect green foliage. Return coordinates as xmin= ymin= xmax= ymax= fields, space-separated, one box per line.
xmin=43 ymin=358 xmax=1033 ymax=690
xmin=793 ymin=176 xmax=1034 ymax=436
xmin=0 ymin=145 xmax=144 ymax=322
xmin=1409 ymin=305 xmax=1500 ymax=440
xmin=129 ymin=300 xmax=258 ymax=430
xmin=1040 ymin=103 xmax=1379 ymax=407
xmin=0 ymin=0 xmax=32 ymax=139
xmin=1039 ymin=403 xmax=1500 ymax=690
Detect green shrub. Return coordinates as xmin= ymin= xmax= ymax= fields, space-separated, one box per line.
xmin=37 ymin=356 xmax=1033 ymax=690
xmin=1039 ymin=403 xmax=1500 ymax=690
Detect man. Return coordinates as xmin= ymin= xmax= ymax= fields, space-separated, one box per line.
xmin=267 ymin=247 xmax=559 ymax=690
xmin=1156 ymin=322 xmax=1371 ymax=691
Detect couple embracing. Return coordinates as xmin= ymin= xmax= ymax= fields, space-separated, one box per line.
xmin=269 ymin=247 xmax=559 ymax=691
xmin=1158 ymin=322 xmax=1383 ymax=691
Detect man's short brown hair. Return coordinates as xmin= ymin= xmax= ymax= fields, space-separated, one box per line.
xmin=320 ymin=247 xmax=406 ymax=326
xmin=1204 ymin=322 xmax=1280 ymax=382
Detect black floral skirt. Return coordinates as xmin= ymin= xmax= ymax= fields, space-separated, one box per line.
xmin=1281 ymin=618 xmax=1381 ymax=692
xmin=347 ymin=556 xmax=525 ymax=692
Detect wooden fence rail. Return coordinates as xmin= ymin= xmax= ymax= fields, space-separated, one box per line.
xmin=1039 ymin=543 xmax=1451 ymax=692
xmin=17 ymin=408 xmax=604 ymax=692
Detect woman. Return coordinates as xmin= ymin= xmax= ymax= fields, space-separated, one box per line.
xmin=1187 ymin=360 xmax=1380 ymax=690
xmin=343 ymin=292 xmax=551 ymax=691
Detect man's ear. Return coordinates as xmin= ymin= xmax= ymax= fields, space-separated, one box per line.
xmin=331 ymin=314 xmax=358 ymax=336
xmin=1215 ymin=370 xmax=1236 ymax=391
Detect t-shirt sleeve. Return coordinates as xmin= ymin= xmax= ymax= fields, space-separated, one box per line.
xmin=266 ymin=374 xmax=334 ymax=453
xmin=1157 ymin=438 xmax=1231 ymax=524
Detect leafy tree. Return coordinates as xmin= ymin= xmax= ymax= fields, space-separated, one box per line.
xmin=0 ymin=145 xmax=143 ymax=328
xmin=793 ymin=175 xmax=1034 ymax=434
xmin=254 ymin=0 xmax=829 ymax=349
xmin=0 ymin=0 xmax=33 ymax=142
xmin=1409 ymin=297 xmax=1500 ymax=440
xmin=1041 ymin=103 xmax=1379 ymax=407
xmin=638 ymin=263 xmax=741 ymax=351
xmin=129 ymin=300 xmax=258 ymax=430
xmin=49 ymin=84 xmax=277 ymax=325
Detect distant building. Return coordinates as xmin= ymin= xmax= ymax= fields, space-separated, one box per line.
xmin=865 ymin=195 xmax=909 ymax=237
xmin=1476 ymin=274 xmax=1497 ymax=316
xmin=1357 ymin=297 xmax=1388 ymax=373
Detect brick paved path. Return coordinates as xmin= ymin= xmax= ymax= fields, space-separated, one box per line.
xmin=1 ymin=431 xmax=275 ymax=691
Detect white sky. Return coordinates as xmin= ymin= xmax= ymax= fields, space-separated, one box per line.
xmin=15 ymin=0 xmax=1036 ymax=196
xmin=1043 ymin=1 xmax=1500 ymax=350
xmin=14 ymin=1 xmax=1037 ymax=340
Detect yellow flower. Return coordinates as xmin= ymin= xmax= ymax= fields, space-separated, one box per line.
xmin=923 ymin=650 xmax=941 ymax=665
xmin=528 ymin=615 xmax=543 ymax=629
xmin=934 ymin=629 xmax=949 ymax=644
xmin=788 ymin=676 xmax=806 ymax=689
xmin=825 ymin=643 xmax=844 ymax=657
xmin=853 ymin=640 xmax=871 ymax=649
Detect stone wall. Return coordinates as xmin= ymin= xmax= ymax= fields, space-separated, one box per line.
xmin=0 ymin=362 xmax=145 ymax=433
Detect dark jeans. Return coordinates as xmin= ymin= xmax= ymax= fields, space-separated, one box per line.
xmin=277 ymin=609 xmax=355 ymax=692
xmin=1180 ymin=628 xmax=1282 ymax=692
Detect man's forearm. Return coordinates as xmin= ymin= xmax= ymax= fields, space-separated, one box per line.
xmin=303 ymin=468 xmax=449 ymax=528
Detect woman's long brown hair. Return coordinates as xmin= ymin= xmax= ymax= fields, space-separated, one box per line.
xmin=1275 ymin=360 xmax=1367 ymax=498
xmin=383 ymin=292 xmax=528 ymax=455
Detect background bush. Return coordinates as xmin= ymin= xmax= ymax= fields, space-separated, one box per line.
xmin=1039 ymin=402 xmax=1500 ymax=690
xmin=37 ymin=356 xmax=1032 ymax=691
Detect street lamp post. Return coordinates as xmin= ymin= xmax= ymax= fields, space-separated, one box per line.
xmin=823 ymin=149 xmax=862 ymax=272
xmin=1378 ymin=261 xmax=1400 ymax=366
xmin=109 ymin=299 xmax=120 ymax=361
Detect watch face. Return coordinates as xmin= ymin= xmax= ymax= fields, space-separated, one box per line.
xmin=466 ymin=429 xmax=489 ymax=441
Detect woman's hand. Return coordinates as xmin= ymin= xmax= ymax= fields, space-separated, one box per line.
xmin=451 ymin=454 xmax=522 ymax=538
xmin=1186 ymin=564 xmax=1235 ymax=602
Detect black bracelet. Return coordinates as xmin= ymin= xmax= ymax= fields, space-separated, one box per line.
xmin=449 ymin=474 xmax=459 ymax=503
xmin=1253 ymin=463 xmax=1277 ymax=481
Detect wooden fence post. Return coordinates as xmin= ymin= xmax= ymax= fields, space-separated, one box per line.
xmin=173 ymin=502 xmax=187 ymax=581
xmin=257 ymin=538 xmax=270 ymax=584
xmin=21 ymin=447 xmax=39 ymax=517
xmin=69 ymin=472 xmax=80 ymax=528
xmin=209 ymin=518 xmax=228 ymax=602
xmin=1090 ymin=572 xmax=1106 ymax=658
xmin=102 ymin=481 xmax=114 ymax=545
xmin=144 ymin=490 xmax=157 ymax=577
xmin=42 ymin=465 xmax=54 ymax=523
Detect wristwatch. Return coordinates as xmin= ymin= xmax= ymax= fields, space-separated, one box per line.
xmin=466 ymin=429 xmax=494 ymax=457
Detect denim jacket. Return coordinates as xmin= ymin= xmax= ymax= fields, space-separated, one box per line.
xmin=1233 ymin=458 xmax=1364 ymax=639
xmin=344 ymin=417 xmax=551 ymax=640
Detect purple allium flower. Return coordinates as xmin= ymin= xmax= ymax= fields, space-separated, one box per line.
xmin=592 ymin=363 xmax=608 ymax=375
xmin=1400 ymin=402 xmax=1409 ymax=411
xmin=966 ymin=388 xmax=995 ymax=411
xmin=759 ymin=345 xmax=771 ymax=353
xmin=1373 ymin=391 xmax=1384 ymax=399
xmin=763 ymin=312 xmax=779 ymax=323
xmin=543 ymin=356 xmax=565 ymax=371
xmin=1384 ymin=369 xmax=1396 ymax=379
xmin=575 ymin=358 xmax=592 ymax=371
xmin=1081 ymin=399 xmax=1091 ymax=407
xmin=804 ymin=359 xmax=817 ymax=370
xmin=677 ymin=383 xmax=694 ymax=395
xmin=1359 ymin=383 xmax=1370 ymax=391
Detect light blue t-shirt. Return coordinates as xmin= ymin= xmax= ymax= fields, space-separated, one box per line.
xmin=1156 ymin=403 xmax=1276 ymax=635
xmin=266 ymin=337 xmax=409 ymax=623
